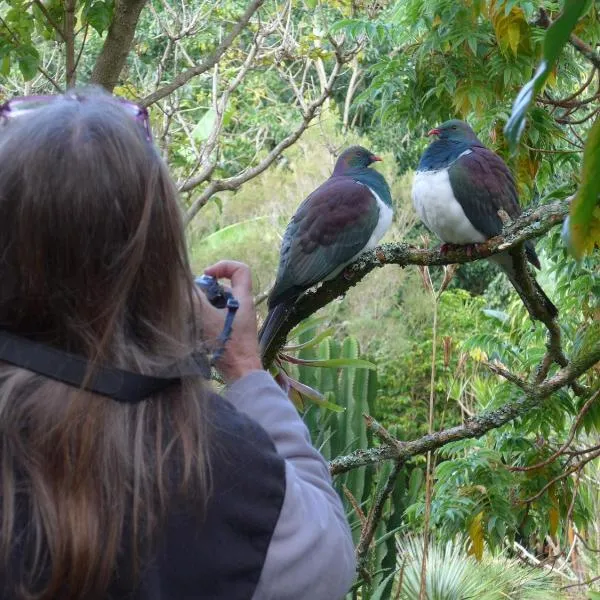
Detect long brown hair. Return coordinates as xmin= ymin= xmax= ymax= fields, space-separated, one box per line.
xmin=0 ymin=89 xmax=210 ymax=599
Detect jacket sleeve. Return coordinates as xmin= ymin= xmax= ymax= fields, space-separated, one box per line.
xmin=225 ymin=370 xmax=356 ymax=600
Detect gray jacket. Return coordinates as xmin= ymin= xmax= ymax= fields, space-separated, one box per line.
xmin=226 ymin=370 xmax=356 ymax=600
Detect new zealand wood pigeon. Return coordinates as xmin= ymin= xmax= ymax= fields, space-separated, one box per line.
xmin=259 ymin=146 xmax=394 ymax=360
xmin=412 ymin=119 xmax=557 ymax=319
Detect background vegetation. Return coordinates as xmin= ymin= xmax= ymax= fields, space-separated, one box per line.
xmin=1 ymin=0 xmax=599 ymax=597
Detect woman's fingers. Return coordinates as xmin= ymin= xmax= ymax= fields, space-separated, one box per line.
xmin=204 ymin=261 xmax=253 ymax=294
xmin=200 ymin=261 xmax=262 ymax=383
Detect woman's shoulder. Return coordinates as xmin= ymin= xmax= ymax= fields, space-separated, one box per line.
xmin=206 ymin=391 xmax=286 ymax=486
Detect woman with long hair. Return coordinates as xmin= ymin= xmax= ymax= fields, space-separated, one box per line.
xmin=0 ymin=89 xmax=355 ymax=600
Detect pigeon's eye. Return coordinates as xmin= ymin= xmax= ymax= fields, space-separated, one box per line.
xmin=452 ymin=126 xmax=457 ymax=130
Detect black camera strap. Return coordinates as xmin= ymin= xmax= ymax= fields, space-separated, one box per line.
xmin=0 ymin=282 xmax=240 ymax=403
xmin=0 ymin=330 xmax=211 ymax=403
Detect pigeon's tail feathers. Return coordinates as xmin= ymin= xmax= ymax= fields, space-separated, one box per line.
xmin=492 ymin=253 xmax=558 ymax=321
xmin=511 ymin=275 xmax=558 ymax=321
xmin=534 ymin=279 xmax=559 ymax=319
xmin=525 ymin=240 xmax=541 ymax=270
xmin=259 ymin=300 xmax=295 ymax=364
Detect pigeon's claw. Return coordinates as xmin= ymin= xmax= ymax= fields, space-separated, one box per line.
xmin=439 ymin=242 xmax=457 ymax=255
xmin=343 ymin=266 xmax=355 ymax=281
xmin=465 ymin=242 xmax=487 ymax=257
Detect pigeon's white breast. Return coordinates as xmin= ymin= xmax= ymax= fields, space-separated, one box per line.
xmin=412 ymin=168 xmax=486 ymax=244
xmin=365 ymin=187 xmax=393 ymax=251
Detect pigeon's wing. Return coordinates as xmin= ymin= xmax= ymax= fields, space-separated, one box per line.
xmin=449 ymin=146 xmax=540 ymax=268
xmin=448 ymin=145 xmax=522 ymax=238
xmin=268 ymin=176 xmax=380 ymax=307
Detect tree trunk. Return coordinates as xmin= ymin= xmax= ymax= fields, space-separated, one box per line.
xmin=90 ymin=0 xmax=148 ymax=91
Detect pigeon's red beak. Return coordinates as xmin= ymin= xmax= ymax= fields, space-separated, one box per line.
xmin=371 ymin=155 xmax=383 ymax=162
xmin=427 ymin=128 xmax=441 ymax=136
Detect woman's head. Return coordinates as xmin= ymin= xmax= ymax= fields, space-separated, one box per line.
xmin=0 ymin=89 xmax=209 ymax=599
xmin=0 ymin=89 xmax=193 ymax=363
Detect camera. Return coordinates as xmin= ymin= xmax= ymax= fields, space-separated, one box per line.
xmin=195 ymin=275 xmax=231 ymax=309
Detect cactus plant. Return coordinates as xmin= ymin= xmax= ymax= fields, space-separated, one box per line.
xmin=282 ymin=322 xmax=424 ymax=599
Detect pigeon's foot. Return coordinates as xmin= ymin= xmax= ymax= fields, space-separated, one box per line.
xmin=465 ymin=242 xmax=487 ymax=257
xmin=440 ymin=242 xmax=484 ymax=257
xmin=440 ymin=242 xmax=459 ymax=254
xmin=343 ymin=266 xmax=355 ymax=281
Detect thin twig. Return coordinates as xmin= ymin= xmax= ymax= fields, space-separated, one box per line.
xmin=141 ymin=0 xmax=266 ymax=106
xmin=364 ymin=415 xmax=404 ymax=450
xmin=342 ymin=485 xmax=367 ymax=527
xmin=509 ymin=389 xmax=600 ymax=472
xmin=73 ymin=23 xmax=89 ymax=75
xmin=420 ymin=279 xmax=439 ymax=600
xmin=356 ymin=460 xmax=404 ymax=571
xmin=183 ymin=50 xmax=351 ymax=223
xmin=575 ymin=531 xmax=600 ymax=553
xmin=33 ymin=0 xmax=66 ymax=41
xmin=521 ymin=448 xmax=600 ymax=505
xmin=560 ymin=574 xmax=600 ymax=591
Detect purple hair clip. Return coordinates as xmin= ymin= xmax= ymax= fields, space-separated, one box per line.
xmin=0 ymin=92 xmax=153 ymax=142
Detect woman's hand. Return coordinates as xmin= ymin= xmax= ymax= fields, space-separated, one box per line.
xmin=198 ymin=260 xmax=263 ymax=384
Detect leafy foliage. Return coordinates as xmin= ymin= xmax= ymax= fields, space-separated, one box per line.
xmin=1 ymin=0 xmax=600 ymax=596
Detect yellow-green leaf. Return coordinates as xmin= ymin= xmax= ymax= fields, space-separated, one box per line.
xmin=507 ymin=20 xmax=520 ymax=54
xmin=549 ymin=486 xmax=560 ymax=537
xmin=569 ymin=115 xmax=600 ymax=258
xmin=468 ymin=511 xmax=485 ymax=561
xmin=549 ymin=506 xmax=559 ymax=537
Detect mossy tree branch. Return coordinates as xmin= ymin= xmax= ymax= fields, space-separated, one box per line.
xmin=262 ymin=198 xmax=570 ymax=367
xmin=329 ymin=344 xmax=600 ymax=476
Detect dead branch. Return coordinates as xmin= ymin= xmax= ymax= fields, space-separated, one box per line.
xmin=183 ymin=47 xmax=352 ymax=224
xmin=356 ymin=460 xmax=404 ymax=570
xmin=140 ymin=0 xmax=266 ymax=106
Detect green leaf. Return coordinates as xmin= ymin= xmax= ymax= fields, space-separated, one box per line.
xmin=588 ymin=592 xmax=600 ymax=600
xmin=283 ymin=327 xmax=335 ymax=352
xmin=571 ymin=320 xmax=600 ymax=363
xmin=568 ymin=115 xmax=600 ymax=258
xmin=467 ymin=36 xmax=478 ymax=55
xmin=408 ymin=468 xmax=424 ymax=504
xmin=192 ymin=108 xmax=217 ymax=141
xmin=282 ymin=356 xmax=377 ymax=370
xmin=16 ymin=45 xmax=39 ymax=81
xmin=287 ymin=316 xmax=329 ymax=341
xmin=369 ymin=569 xmax=397 ymax=600
xmin=83 ymin=1 xmax=112 ymax=35
xmin=287 ymin=377 xmax=344 ymax=412
xmin=504 ymin=0 xmax=588 ymax=151
xmin=0 ymin=54 xmax=10 ymax=77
